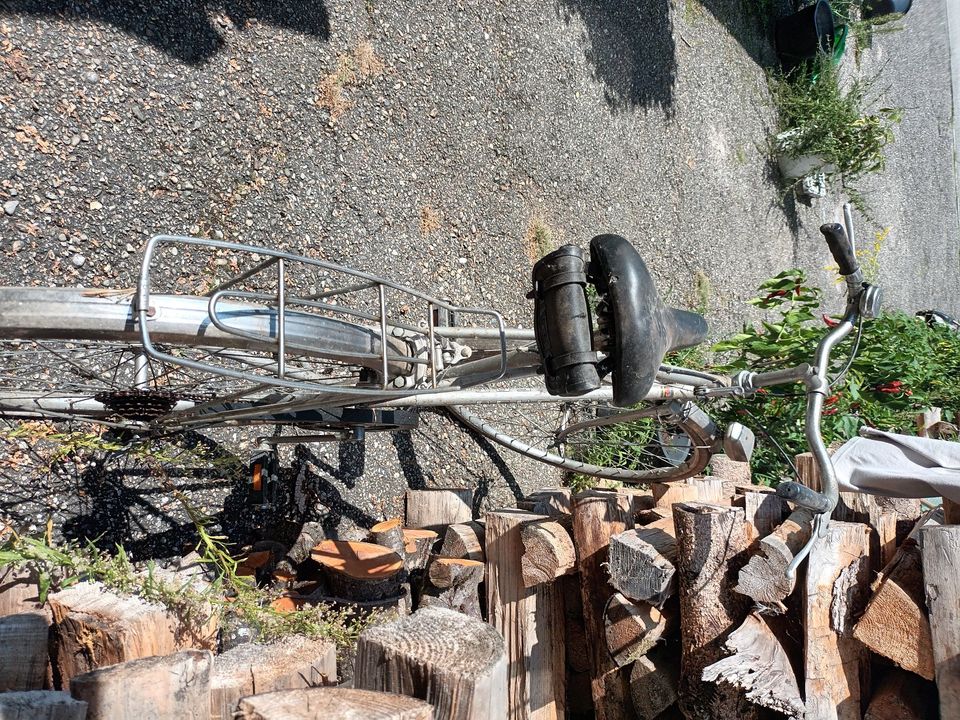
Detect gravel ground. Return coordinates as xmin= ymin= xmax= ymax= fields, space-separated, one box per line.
xmin=0 ymin=0 xmax=957 ymax=557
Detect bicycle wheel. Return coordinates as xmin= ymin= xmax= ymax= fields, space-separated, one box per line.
xmin=0 ymin=287 xmax=411 ymax=431
xmin=449 ymin=385 xmax=718 ymax=483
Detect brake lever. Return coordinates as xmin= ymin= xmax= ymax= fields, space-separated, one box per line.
xmin=784 ymin=512 xmax=829 ymax=580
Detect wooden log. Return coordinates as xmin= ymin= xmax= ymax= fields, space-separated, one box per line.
xmin=371 ymin=518 xmax=407 ymax=557
xmin=863 ymin=667 xmax=933 ymax=720
xmin=355 ymin=605 xmax=506 ymax=720
xmin=571 ymin=490 xmax=634 ymax=720
xmin=422 ymin=558 xmax=484 ymax=619
xmin=603 ymin=592 xmax=675 ymax=667
xmin=0 ymin=691 xmax=87 ymax=720
xmin=441 ymin=521 xmax=486 ymax=561
xmin=921 ymin=524 xmax=960 ymax=718
xmin=710 ymin=453 xmax=752 ymax=497
xmin=47 ymin=581 xmax=185 ymax=687
xmin=0 ymin=566 xmax=48 ymax=618
xmin=406 ymin=488 xmax=473 ymax=530
xmin=403 ymin=529 xmax=439 ymax=571
xmin=210 ymin=637 xmax=337 ymax=720
xmin=672 ymin=502 xmax=752 ymax=720
xmin=311 ymin=540 xmax=404 ymax=601
xmin=0 ymin=612 xmax=49 ymax=691
xmin=652 ymin=480 xmax=700 ymax=508
xmin=560 ymin=574 xmax=593 ymax=717
xmin=734 ymin=508 xmax=814 ymax=606
xmin=520 ymin=520 xmax=576 ymax=587
xmin=526 ymin=488 xmax=573 ymax=517
xmin=852 ymin=508 xmax=942 ymax=679
xmin=804 ymin=520 xmax=872 ymax=720
xmin=285 ymin=521 xmax=326 ymax=565
xmin=70 ymin=649 xmax=212 ymax=720
xmin=628 ymin=644 xmax=679 ymax=720
xmin=236 ymin=687 xmax=435 ymax=720
xmin=701 ymin=613 xmax=804 ymax=718
xmin=736 ymin=484 xmax=784 ymax=540
xmin=486 ymin=509 xmax=564 ymax=719
xmin=607 ymin=517 xmax=676 ymax=606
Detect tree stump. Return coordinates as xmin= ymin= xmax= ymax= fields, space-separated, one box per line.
xmin=70 ymin=649 xmax=212 ymax=720
xmin=354 ymin=606 xmax=506 ymax=720
xmin=0 ymin=613 xmax=49 ymax=691
xmin=236 ymin=687 xmax=434 ymax=720
xmin=210 ymin=638 xmax=337 ymax=720
xmin=0 ymin=691 xmax=87 ymax=720
xmin=311 ymin=540 xmax=404 ymax=601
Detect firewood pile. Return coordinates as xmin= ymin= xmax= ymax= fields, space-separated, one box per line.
xmin=2 ymin=466 xmax=959 ymax=719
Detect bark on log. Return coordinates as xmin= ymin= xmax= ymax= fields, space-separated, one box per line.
xmin=603 ymin=592 xmax=675 ymax=667
xmin=236 ymin=687 xmax=435 ymax=720
xmin=852 ymin=508 xmax=942 ymax=679
xmin=804 ymin=521 xmax=872 ymax=720
xmin=628 ymin=644 xmax=679 ymax=720
xmin=210 ymin=638 xmax=337 ymax=720
xmin=284 ymin=521 xmax=326 ymax=566
xmin=701 ymin=613 xmax=804 ymax=718
xmin=70 ymin=649 xmax=212 ymax=720
xmin=608 ymin=516 xmax=676 ymax=606
xmin=710 ymin=453 xmax=752 ymax=497
xmin=863 ymin=667 xmax=934 ymax=720
xmin=0 ymin=612 xmax=49 ymax=691
xmin=355 ymin=606 xmax=507 ymax=720
xmin=403 ymin=529 xmax=439 ymax=571
xmin=736 ymin=484 xmax=784 ymax=540
xmin=441 ymin=521 xmax=486 ymax=562
xmin=371 ymin=518 xmax=407 ymax=557
xmin=0 ymin=691 xmax=87 ymax=720
xmin=421 ymin=558 xmax=484 ymax=619
xmin=311 ymin=540 xmax=404 ymax=601
xmin=921 ymin=524 xmax=960 ymax=718
xmin=520 ymin=520 xmax=576 ymax=587
xmin=406 ymin=488 xmax=473 ymax=530
xmin=734 ymin=508 xmax=814 ymax=606
xmin=571 ymin=490 xmax=634 ymax=720
xmin=672 ymin=502 xmax=752 ymax=720
xmin=47 ymin=581 xmax=192 ymax=688
xmin=485 ymin=509 xmax=564 ymax=720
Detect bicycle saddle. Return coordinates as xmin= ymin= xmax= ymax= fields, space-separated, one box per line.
xmin=589 ymin=234 xmax=708 ymax=406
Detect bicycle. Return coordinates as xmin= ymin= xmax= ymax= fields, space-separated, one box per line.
xmin=0 ymin=218 xmax=879 ymax=571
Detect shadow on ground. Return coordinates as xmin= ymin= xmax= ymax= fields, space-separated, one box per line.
xmin=0 ymin=0 xmax=330 ymax=64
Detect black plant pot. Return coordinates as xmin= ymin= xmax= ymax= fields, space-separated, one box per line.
xmin=862 ymin=0 xmax=912 ymax=19
xmin=775 ymin=0 xmax=836 ymax=69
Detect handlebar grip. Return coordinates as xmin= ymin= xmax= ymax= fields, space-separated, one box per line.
xmin=820 ymin=223 xmax=859 ymax=276
xmin=775 ymin=480 xmax=833 ymax=514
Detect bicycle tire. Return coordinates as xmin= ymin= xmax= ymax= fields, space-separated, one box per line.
xmin=448 ymin=392 xmax=717 ymax=483
xmin=0 ymin=287 xmax=410 ymax=431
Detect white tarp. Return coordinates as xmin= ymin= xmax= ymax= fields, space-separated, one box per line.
xmin=832 ymin=427 xmax=960 ymax=503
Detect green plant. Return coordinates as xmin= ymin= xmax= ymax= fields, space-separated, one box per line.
xmin=771 ymin=54 xmax=902 ymax=211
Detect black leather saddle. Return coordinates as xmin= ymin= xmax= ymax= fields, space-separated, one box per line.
xmin=531 ymin=234 xmax=708 ymax=407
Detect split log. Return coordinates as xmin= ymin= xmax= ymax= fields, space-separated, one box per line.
xmin=526 ymin=488 xmax=573 ymax=517
xmin=652 ymin=480 xmax=699 ymax=508
xmin=403 ymin=529 xmax=439 ymax=571
xmin=921 ymin=524 xmax=960 ymax=717
xmin=355 ymin=606 xmax=507 ymax=720
xmin=736 ymin=484 xmax=784 ymax=540
xmin=702 ymin=613 xmax=804 ymax=718
xmin=311 ymin=540 xmax=404 ymax=601
xmin=520 ymin=520 xmax=576 ymax=587
xmin=734 ymin=508 xmax=814 ymax=606
xmin=603 ymin=592 xmax=675 ymax=667
xmin=571 ymin=490 xmax=634 ymax=720
xmin=70 ymin=649 xmax=212 ymax=720
xmin=628 ymin=644 xmax=679 ymax=720
xmin=852 ymin=507 xmax=942 ymax=679
xmin=371 ymin=518 xmax=407 ymax=557
xmin=406 ymin=488 xmax=473 ymax=530
xmin=608 ymin=516 xmax=676 ymax=606
xmin=863 ymin=667 xmax=934 ymax=720
xmin=804 ymin=520 xmax=872 ymax=720
xmin=441 ymin=521 xmax=486 ymax=561
xmin=486 ymin=509 xmax=564 ymax=719
xmin=710 ymin=453 xmax=752 ymax=497
xmin=210 ymin=637 xmax=337 ymax=720
xmin=421 ymin=558 xmax=484 ymax=618
xmin=672 ymin=502 xmax=752 ymax=720
xmin=236 ymin=687 xmax=434 ymax=720
xmin=0 ymin=691 xmax=87 ymax=720
xmin=47 ymin=581 xmax=195 ymax=687
xmin=0 ymin=612 xmax=49 ymax=691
